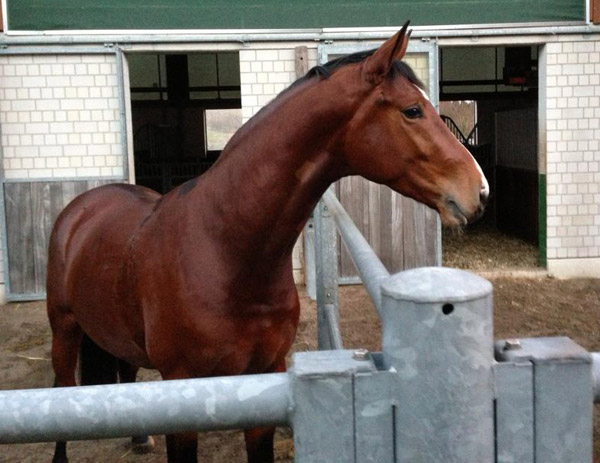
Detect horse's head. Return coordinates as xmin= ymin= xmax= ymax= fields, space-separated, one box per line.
xmin=334 ymin=24 xmax=488 ymax=227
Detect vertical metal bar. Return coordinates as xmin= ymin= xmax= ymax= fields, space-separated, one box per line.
xmin=591 ymin=352 xmax=600 ymax=402
xmin=313 ymin=189 xmax=339 ymax=350
xmin=0 ymin=183 xmax=9 ymax=302
xmin=380 ymin=267 xmax=495 ymax=463
xmin=537 ymin=44 xmax=548 ymax=267
xmin=303 ymin=218 xmax=316 ymax=300
xmin=428 ymin=41 xmax=442 ymax=266
xmin=115 ymin=47 xmax=130 ymax=182
xmin=157 ymin=54 xmax=163 ymax=101
xmin=0 ymin=103 xmax=9 ymax=301
xmin=324 ymin=303 xmax=343 ymax=350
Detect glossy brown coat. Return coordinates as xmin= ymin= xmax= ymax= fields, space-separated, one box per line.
xmin=47 ymin=24 xmax=488 ymax=463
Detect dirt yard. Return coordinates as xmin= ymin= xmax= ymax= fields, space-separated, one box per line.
xmin=1 ymin=275 xmax=599 ymax=462
xmin=1 ymin=226 xmax=599 ymax=462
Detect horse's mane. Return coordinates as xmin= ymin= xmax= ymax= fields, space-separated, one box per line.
xmin=290 ymin=48 xmax=425 ymax=90
xmin=219 ymin=48 xmax=425 ymax=155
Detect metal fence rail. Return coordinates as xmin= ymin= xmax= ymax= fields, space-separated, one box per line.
xmin=0 ymin=373 xmax=290 ymax=444
xmin=321 ymin=189 xmax=390 ymax=315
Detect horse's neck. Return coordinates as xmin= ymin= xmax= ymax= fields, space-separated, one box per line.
xmin=199 ymin=81 xmax=352 ymax=270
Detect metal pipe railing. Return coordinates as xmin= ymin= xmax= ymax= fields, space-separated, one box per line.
xmin=592 ymin=352 xmax=600 ymax=403
xmin=0 ymin=373 xmax=290 ymax=444
xmin=321 ymin=189 xmax=389 ymax=315
xmin=324 ymin=303 xmax=344 ymax=350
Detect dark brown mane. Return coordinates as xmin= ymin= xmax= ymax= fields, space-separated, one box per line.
xmin=291 ymin=48 xmax=425 ymax=90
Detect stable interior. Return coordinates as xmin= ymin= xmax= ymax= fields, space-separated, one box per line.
xmin=439 ymin=45 xmax=541 ymax=269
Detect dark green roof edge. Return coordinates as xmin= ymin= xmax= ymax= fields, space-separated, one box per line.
xmin=7 ymin=1 xmax=587 ymax=32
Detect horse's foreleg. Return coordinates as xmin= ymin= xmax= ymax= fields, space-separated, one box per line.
xmin=49 ymin=308 xmax=83 ymax=463
xmin=244 ymin=358 xmax=286 ymax=463
xmin=245 ymin=426 xmax=276 ymax=463
xmin=118 ymin=360 xmax=156 ymax=454
xmin=51 ymin=440 xmax=68 ymax=463
xmin=166 ymin=431 xmax=198 ymax=463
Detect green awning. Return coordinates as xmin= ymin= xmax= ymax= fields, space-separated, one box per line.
xmin=7 ymin=0 xmax=586 ymax=32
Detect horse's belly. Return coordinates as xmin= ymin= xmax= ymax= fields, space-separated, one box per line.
xmin=71 ymin=294 xmax=152 ymax=368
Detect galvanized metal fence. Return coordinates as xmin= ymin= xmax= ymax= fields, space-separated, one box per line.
xmin=1 ymin=190 xmax=600 ymax=463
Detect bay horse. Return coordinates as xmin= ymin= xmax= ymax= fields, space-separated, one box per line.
xmin=47 ymin=23 xmax=489 ymax=463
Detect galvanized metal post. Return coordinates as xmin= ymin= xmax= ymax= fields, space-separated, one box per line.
xmin=379 ymin=267 xmax=494 ymax=463
xmin=496 ymin=337 xmax=593 ymax=463
xmin=303 ymin=218 xmax=316 ymax=300
xmin=313 ymin=190 xmax=341 ymax=350
xmin=290 ymin=349 xmax=377 ymax=463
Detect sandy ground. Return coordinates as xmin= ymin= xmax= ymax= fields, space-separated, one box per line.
xmin=0 ymin=275 xmax=599 ymax=462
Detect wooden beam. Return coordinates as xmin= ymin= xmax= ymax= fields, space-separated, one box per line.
xmin=592 ymin=0 xmax=600 ymax=24
xmin=294 ymin=46 xmax=309 ymax=79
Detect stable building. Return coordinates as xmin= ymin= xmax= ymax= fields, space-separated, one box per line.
xmin=0 ymin=0 xmax=599 ymax=302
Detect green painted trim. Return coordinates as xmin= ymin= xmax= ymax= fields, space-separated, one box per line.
xmin=7 ymin=0 xmax=586 ymax=31
xmin=538 ymin=173 xmax=547 ymax=268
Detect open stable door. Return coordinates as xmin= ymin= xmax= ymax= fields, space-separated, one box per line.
xmin=319 ymin=40 xmax=441 ymax=283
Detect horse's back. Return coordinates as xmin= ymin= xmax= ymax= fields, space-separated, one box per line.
xmin=47 ymin=183 xmax=161 ymax=367
xmin=48 ymin=183 xmax=159 ymax=278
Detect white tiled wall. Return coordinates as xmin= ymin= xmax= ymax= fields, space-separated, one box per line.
xmin=240 ymin=47 xmax=319 ymax=123
xmin=544 ymin=37 xmax=600 ymax=276
xmin=0 ymin=54 xmax=124 ymax=180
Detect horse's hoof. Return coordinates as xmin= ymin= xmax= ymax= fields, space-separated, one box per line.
xmin=131 ymin=435 xmax=156 ymax=454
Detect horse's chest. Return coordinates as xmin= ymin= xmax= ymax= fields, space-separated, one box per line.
xmin=218 ymin=307 xmax=299 ymax=375
xmin=147 ymin=300 xmax=299 ymax=378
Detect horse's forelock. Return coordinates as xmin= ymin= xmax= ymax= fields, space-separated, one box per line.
xmin=388 ymin=60 xmax=425 ymax=90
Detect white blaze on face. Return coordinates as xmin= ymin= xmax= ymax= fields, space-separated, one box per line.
xmin=415 ymin=84 xmax=430 ymax=102
xmin=464 ymin=145 xmax=490 ymax=199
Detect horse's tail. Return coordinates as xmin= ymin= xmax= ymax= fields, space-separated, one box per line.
xmin=79 ymin=333 xmax=119 ymax=386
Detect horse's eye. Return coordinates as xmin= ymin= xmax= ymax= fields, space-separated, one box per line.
xmin=402 ymin=106 xmax=423 ymax=119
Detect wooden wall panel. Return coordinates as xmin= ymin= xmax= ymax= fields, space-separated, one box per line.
xmin=4 ymin=179 xmax=117 ymax=299
xmin=389 ymin=189 xmax=403 ymax=271
xmin=592 ymin=0 xmax=600 ymax=24
xmin=5 ymin=183 xmax=35 ymax=295
xmin=337 ymin=176 xmax=438 ymax=281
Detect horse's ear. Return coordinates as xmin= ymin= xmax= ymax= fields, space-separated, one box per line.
xmin=363 ymin=21 xmax=411 ymax=86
